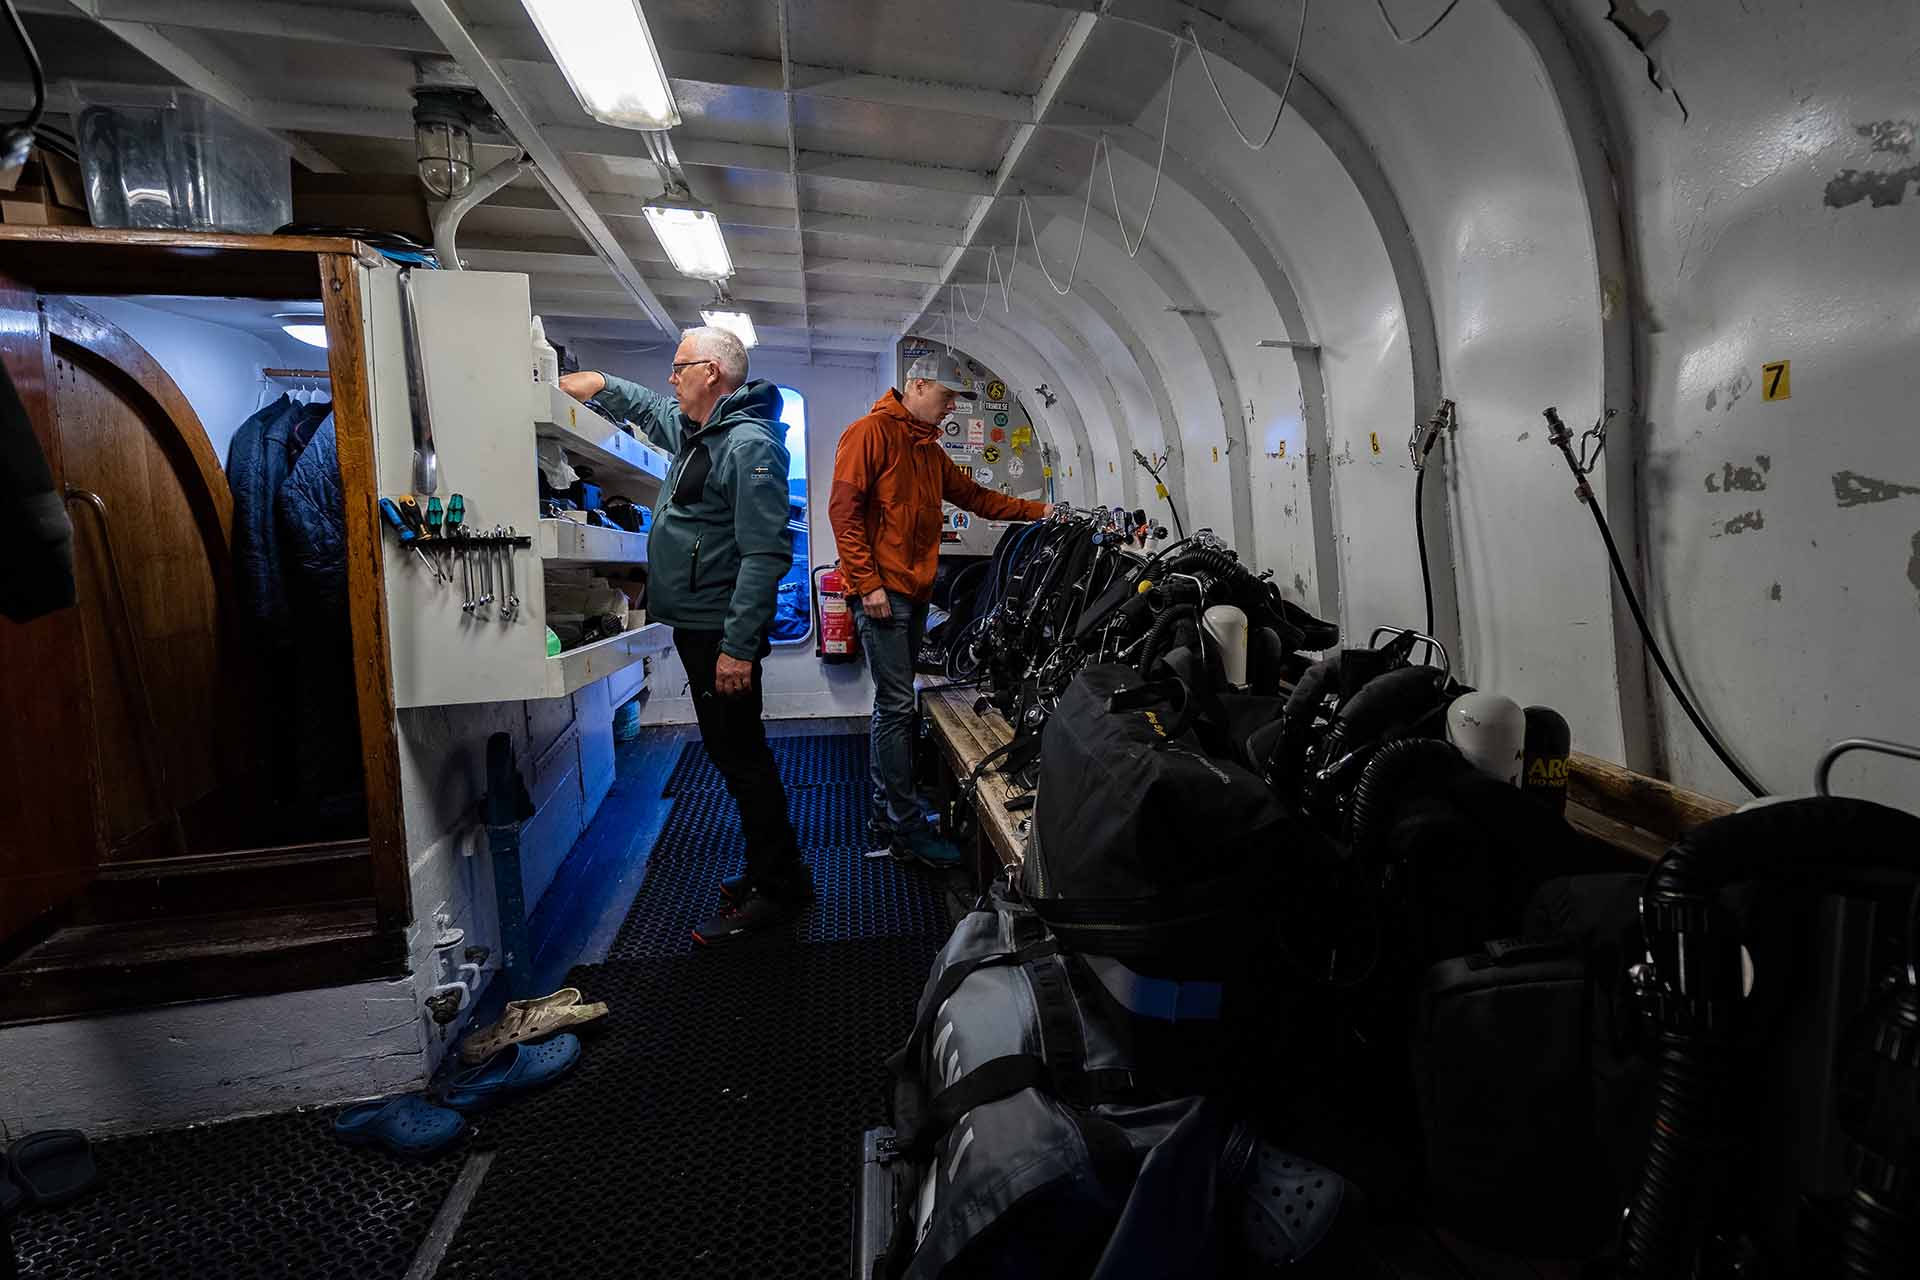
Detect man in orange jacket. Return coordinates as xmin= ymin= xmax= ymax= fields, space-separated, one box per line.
xmin=829 ymin=353 xmax=1049 ymax=867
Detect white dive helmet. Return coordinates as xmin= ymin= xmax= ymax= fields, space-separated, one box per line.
xmin=1201 ymin=604 xmax=1250 ymax=689
xmin=1446 ymin=691 xmax=1526 ymax=785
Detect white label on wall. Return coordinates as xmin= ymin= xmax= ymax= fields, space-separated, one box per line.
xmin=967 ymin=419 xmax=986 ymax=444
xmin=1007 ymin=456 xmax=1025 ymax=478
xmin=985 ymin=400 xmax=1010 ymax=412
xmin=973 ymin=466 xmax=995 ymax=485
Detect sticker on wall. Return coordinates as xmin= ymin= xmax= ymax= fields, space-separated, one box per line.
xmin=903 ymin=340 xmax=935 ymax=358
xmin=944 ymin=420 xmax=960 ymax=436
xmin=973 ymin=466 xmax=996 ymax=485
xmin=944 ymin=445 xmax=974 ymax=461
xmin=983 ymin=444 xmax=1002 ymax=463
xmin=1277 ymin=441 xmax=1287 ymax=458
xmin=1011 ymin=425 xmax=1033 ymax=449
xmin=993 ymin=412 xmax=1009 ymax=428
xmin=1369 ymin=431 xmax=1381 ymax=456
xmin=990 ymin=427 xmax=1005 ymax=443
xmin=1762 ymin=360 xmax=1791 ymax=400
xmin=966 ymin=359 xmax=986 ymax=376
xmin=986 ymin=380 xmax=1007 ymax=401
xmin=950 ymin=510 xmax=971 ymax=530
xmin=953 ymin=401 xmax=976 ymax=415
xmin=985 ymin=400 xmax=1010 ymax=412
xmin=967 ymin=419 xmax=985 ymax=445
xmin=1212 ymin=446 xmax=1220 ymax=464
xmin=1007 ymin=456 xmax=1025 ymax=479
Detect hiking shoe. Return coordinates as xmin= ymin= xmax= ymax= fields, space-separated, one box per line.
xmin=692 ymin=892 xmax=799 ymax=944
xmin=893 ymin=827 xmax=964 ymax=870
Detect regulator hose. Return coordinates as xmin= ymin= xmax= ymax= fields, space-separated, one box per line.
xmin=1624 ymin=799 xmax=1920 ymax=1278
xmin=1347 ymin=737 xmax=1464 ymax=862
xmin=1838 ymin=981 xmax=1920 ymax=1278
xmin=1139 ymin=603 xmax=1198 ymax=675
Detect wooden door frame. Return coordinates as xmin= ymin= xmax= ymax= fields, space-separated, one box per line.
xmin=321 ymin=254 xmax=411 ymax=933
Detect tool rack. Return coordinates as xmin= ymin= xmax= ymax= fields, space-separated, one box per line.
xmin=369 ymin=269 xmax=671 ymax=706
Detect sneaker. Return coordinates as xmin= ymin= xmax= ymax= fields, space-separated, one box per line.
xmin=691 ymin=892 xmax=799 ymax=944
xmin=892 ymin=826 xmax=964 ymax=870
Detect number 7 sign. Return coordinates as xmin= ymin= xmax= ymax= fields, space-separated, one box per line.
xmin=1762 ymin=360 xmax=1791 ymax=401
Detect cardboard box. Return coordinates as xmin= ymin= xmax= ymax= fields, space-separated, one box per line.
xmin=0 ymin=149 xmax=89 ymax=226
xmin=290 ymin=172 xmax=432 ymax=243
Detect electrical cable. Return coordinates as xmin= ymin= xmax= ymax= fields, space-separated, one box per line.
xmin=946 ymin=4 xmax=1311 ymax=329
xmin=1559 ymin=447 xmax=1766 ymax=797
xmin=1184 ymin=2 xmax=1310 ymax=151
xmin=1373 ymin=0 xmax=1466 ymax=46
xmin=3 ymin=0 xmax=44 ymax=130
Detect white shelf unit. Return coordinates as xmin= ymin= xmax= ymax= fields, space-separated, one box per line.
xmin=367 ymin=270 xmax=664 ymax=708
xmin=533 ymin=383 xmax=671 ymax=504
xmin=537 ymin=518 xmax=649 ymax=565
xmin=545 ymin=622 xmax=674 ymax=699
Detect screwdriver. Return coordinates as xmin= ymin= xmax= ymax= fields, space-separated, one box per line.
xmin=379 ymin=497 xmax=440 ymax=579
xmin=423 ymin=495 xmax=446 ymax=578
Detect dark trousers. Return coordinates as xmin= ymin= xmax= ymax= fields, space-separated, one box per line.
xmin=674 ymin=628 xmax=808 ymax=900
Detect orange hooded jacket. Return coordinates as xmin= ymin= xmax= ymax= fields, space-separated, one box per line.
xmin=829 ymin=389 xmax=1047 ymax=604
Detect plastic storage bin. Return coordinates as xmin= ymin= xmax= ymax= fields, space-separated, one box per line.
xmin=73 ymin=84 xmax=292 ymax=233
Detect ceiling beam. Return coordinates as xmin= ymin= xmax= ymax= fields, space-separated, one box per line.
xmin=409 ymin=0 xmax=674 ymax=332
xmin=909 ymin=10 xmax=1101 ymax=333
xmin=773 ymin=0 xmax=812 ymax=361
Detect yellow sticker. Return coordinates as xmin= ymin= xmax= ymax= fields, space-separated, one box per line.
xmin=1068 ymin=465 xmax=1074 ymax=477
xmin=1370 ymin=431 xmax=1381 ymax=456
xmin=1762 ymin=360 xmax=1791 ymax=400
xmin=1043 ymin=466 xmax=1053 ymax=478
xmin=986 ymin=380 xmax=1007 ymax=401
xmin=1277 ymin=441 xmax=1287 ymax=458
xmin=1155 ymin=483 xmax=1168 ymax=500
xmin=569 ymin=406 xmax=577 ymax=426
xmin=1011 ymin=425 xmax=1033 ymax=449
xmin=1108 ymin=460 xmax=1114 ymax=473
xmin=1212 ymin=446 xmax=1219 ymax=464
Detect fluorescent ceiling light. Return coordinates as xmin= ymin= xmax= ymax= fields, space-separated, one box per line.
xmin=701 ymin=310 xmax=758 ymax=348
xmin=282 ymin=323 xmax=329 ymax=348
xmin=643 ymin=198 xmax=733 ymax=281
xmin=520 ymin=0 xmax=681 ymax=131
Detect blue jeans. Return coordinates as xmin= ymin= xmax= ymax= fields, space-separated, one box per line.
xmin=855 ymin=590 xmax=928 ymax=837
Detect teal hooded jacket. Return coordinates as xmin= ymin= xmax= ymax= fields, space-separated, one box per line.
xmin=592 ymin=376 xmax=793 ymax=660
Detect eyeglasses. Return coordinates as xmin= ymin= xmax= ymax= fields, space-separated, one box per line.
xmin=670 ymin=359 xmax=715 ymax=374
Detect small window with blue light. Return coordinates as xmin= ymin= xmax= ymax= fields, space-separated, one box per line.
xmin=768 ymin=386 xmax=811 ymax=645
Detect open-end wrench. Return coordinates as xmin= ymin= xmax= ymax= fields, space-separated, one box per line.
xmin=460 ymin=531 xmax=475 ymax=613
xmin=505 ymin=526 xmax=520 ymax=620
xmin=478 ymin=530 xmax=495 ymax=608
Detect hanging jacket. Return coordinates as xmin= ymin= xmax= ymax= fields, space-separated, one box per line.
xmin=226 ymin=395 xmax=332 ymax=638
xmin=588 ymin=376 xmax=793 ymax=659
xmin=0 ymin=355 xmax=73 ymax=623
xmin=279 ymin=413 xmax=347 ymax=610
xmin=829 ymin=389 xmax=1046 ymax=605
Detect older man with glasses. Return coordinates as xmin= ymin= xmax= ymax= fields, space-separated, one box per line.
xmin=560 ymin=326 xmax=809 ymax=943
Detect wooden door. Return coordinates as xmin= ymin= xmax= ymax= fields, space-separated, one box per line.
xmin=43 ymin=300 xmax=265 ymax=862
xmin=0 ymin=284 xmax=103 ymax=946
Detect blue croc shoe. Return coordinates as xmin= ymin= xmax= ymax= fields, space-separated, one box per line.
xmin=332 ymin=1096 xmax=466 ymax=1158
xmin=440 ymin=1033 xmax=582 ymax=1112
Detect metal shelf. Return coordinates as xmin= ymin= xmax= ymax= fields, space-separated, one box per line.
xmin=532 ymin=383 xmax=671 ymax=499
xmin=544 ymin=623 xmax=673 ymax=699
xmin=537 ymin=518 xmax=649 ymax=565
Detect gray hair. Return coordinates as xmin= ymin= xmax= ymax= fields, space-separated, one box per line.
xmin=680 ymin=325 xmax=748 ymax=386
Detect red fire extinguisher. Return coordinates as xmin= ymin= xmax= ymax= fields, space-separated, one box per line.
xmin=814 ymin=563 xmax=859 ymax=663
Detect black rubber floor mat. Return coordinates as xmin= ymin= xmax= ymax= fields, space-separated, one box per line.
xmin=662 ymin=732 xmax=870 ymax=797
xmin=12 ymin=1108 xmax=464 ymax=1279
xmin=606 ymin=782 xmax=951 ymax=958
xmin=433 ymin=935 xmax=938 ymax=1280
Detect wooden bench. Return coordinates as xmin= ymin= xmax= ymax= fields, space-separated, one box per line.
xmin=917 ymin=681 xmax=1737 ymax=872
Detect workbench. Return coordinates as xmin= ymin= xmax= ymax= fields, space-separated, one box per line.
xmin=919 ymin=682 xmax=1030 ymax=872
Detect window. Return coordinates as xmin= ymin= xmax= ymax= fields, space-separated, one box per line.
xmin=767 ymin=386 xmax=811 ymax=645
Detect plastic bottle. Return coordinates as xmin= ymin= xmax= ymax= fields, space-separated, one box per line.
xmin=531 ymin=315 xmax=559 ymax=385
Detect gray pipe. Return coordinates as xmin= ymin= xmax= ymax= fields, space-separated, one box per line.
xmin=434 ymin=154 xmax=534 ymax=270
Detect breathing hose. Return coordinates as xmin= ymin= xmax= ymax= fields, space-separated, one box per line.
xmin=1542 ymin=408 xmax=1764 ymax=797
xmin=1139 ymin=603 xmax=1197 ymax=675
xmin=1623 ymin=799 xmax=1920 ymax=1277
xmin=1348 ymin=737 xmax=1463 ymax=862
